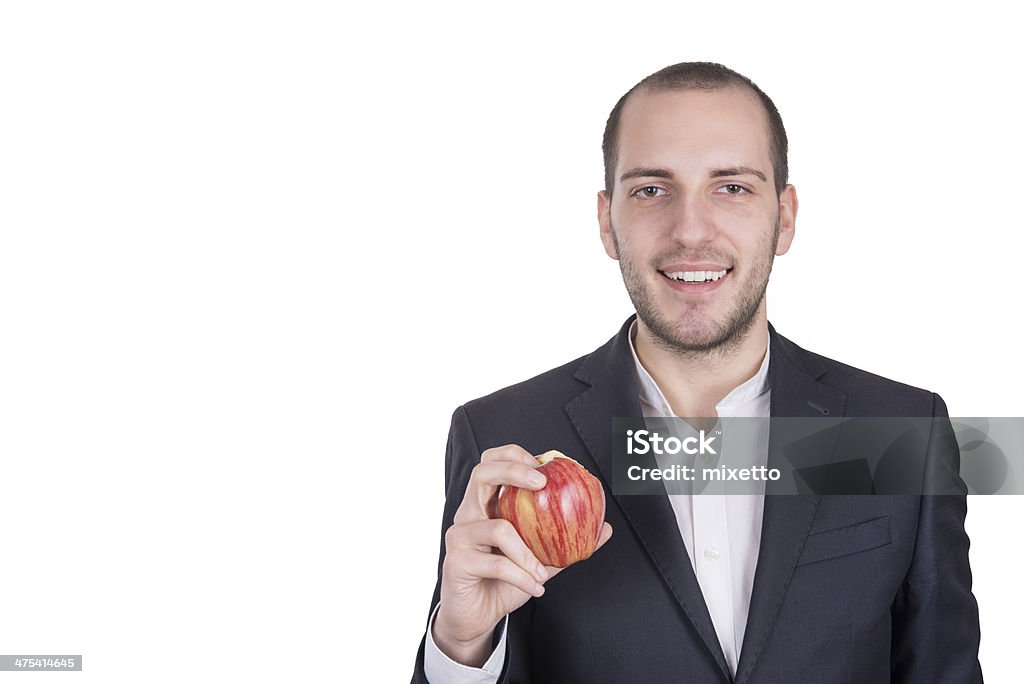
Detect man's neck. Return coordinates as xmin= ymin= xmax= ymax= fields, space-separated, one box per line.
xmin=633 ymin=316 xmax=770 ymax=418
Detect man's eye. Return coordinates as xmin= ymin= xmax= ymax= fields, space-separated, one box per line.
xmin=718 ymin=184 xmax=748 ymax=195
xmin=634 ymin=186 xmax=666 ymax=198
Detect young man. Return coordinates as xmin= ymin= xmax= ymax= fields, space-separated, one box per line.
xmin=413 ymin=62 xmax=982 ymax=683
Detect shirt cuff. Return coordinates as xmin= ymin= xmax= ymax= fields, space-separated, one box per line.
xmin=423 ymin=603 xmax=507 ymax=684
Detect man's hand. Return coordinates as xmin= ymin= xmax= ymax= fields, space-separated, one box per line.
xmin=432 ymin=444 xmax=613 ymax=667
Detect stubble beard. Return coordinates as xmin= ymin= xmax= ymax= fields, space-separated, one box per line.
xmin=611 ymin=220 xmax=780 ymax=360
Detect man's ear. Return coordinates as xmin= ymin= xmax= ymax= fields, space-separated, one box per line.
xmin=598 ymin=190 xmax=618 ymax=260
xmin=775 ymin=184 xmax=798 ymax=256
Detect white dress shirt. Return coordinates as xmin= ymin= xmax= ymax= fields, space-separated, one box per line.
xmin=425 ymin=322 xmax=771 ymax=682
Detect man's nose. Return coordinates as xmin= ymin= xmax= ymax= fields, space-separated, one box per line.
xmin=668 ymin=193 xmax=716 ymax=246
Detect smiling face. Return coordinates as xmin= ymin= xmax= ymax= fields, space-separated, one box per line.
xmin=598 ymin=87 xmax=797 ymax=355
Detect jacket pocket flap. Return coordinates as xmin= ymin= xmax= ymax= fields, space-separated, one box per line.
xmin=797 ymin=516 xmax=891 ymax=566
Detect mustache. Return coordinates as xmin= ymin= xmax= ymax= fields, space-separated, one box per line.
xmin=649 ymin=249 xmax=736 ymax=269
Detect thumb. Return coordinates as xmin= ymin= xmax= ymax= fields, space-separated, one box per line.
xmin=541 ymin=522 xmax=614 ymax=581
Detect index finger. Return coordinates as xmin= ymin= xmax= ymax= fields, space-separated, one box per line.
xmin=480 ymin=444 xmax=540 ymax=467
xmin=453 ymin=446 xmax=545 ymax=524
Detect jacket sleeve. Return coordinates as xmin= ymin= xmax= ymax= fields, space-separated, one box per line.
xmin=411 ymin=406 xmax=516 ymax=684
xmin=889 ymin=393 xmax=983 ymax=682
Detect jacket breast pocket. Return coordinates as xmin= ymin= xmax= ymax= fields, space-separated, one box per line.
xmin=796 ymin=516 xmax=891 ymax=566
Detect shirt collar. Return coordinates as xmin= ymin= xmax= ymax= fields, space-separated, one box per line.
xmin=627 ymin=319 xmax=771 ymax=416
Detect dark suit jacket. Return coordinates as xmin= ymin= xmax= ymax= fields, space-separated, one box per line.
xmin=413 ymin=317 xmax=982 ymax=683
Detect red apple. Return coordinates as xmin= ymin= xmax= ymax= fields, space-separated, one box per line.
xmin=497 ymin=450 xmax=606 ymax=568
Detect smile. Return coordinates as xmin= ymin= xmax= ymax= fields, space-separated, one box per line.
xmin=661 ymin=269 xmax=729 ymax=283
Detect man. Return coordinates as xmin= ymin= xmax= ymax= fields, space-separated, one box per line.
xmin=412 ymin=62 xmax=982 ymax=683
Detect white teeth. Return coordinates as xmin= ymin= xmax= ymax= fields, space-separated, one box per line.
xmin=664 ymin=269 xmax=728 ymax=282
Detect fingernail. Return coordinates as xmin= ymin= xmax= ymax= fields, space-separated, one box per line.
xmin=528 ymin=471 xmax=546 ymax=487
xmin=534 ymin=583 xmax=545 ymax=597
xmin=536 ymin=564 xmax=549 ymax=581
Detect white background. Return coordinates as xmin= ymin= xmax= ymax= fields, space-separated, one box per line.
xmin=1 ymin=1 xmax=1021 ymax=682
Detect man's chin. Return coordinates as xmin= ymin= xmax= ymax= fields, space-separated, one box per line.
xmin=646 ymin=319 xmax=730 ymax=352
xmin=640 ymin=310 xmax=757 ymax=355
xmin=663 ymin=330 xmax=731 ymax=352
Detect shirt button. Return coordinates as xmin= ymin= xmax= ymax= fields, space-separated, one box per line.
xmin=704 ymin=547 xmax=720 ymax=561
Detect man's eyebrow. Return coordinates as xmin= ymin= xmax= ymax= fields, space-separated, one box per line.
xmin=619 ymin=167 xmax=674 ymax=183
xmin=710 ymin=166 xmax=767 ymax=182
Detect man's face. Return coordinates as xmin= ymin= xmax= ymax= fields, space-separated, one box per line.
xmin=598 ymin=87 xmax=797 ymax=354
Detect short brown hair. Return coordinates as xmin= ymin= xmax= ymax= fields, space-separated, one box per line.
xmin=602 ymin=62 xmax=789 ymax=197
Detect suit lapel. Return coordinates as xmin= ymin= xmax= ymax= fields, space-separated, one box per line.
xmin=565 ymin=316 xmax=733 ymax=682
xmin=733 ymin=325 xmax=848 ymax=684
